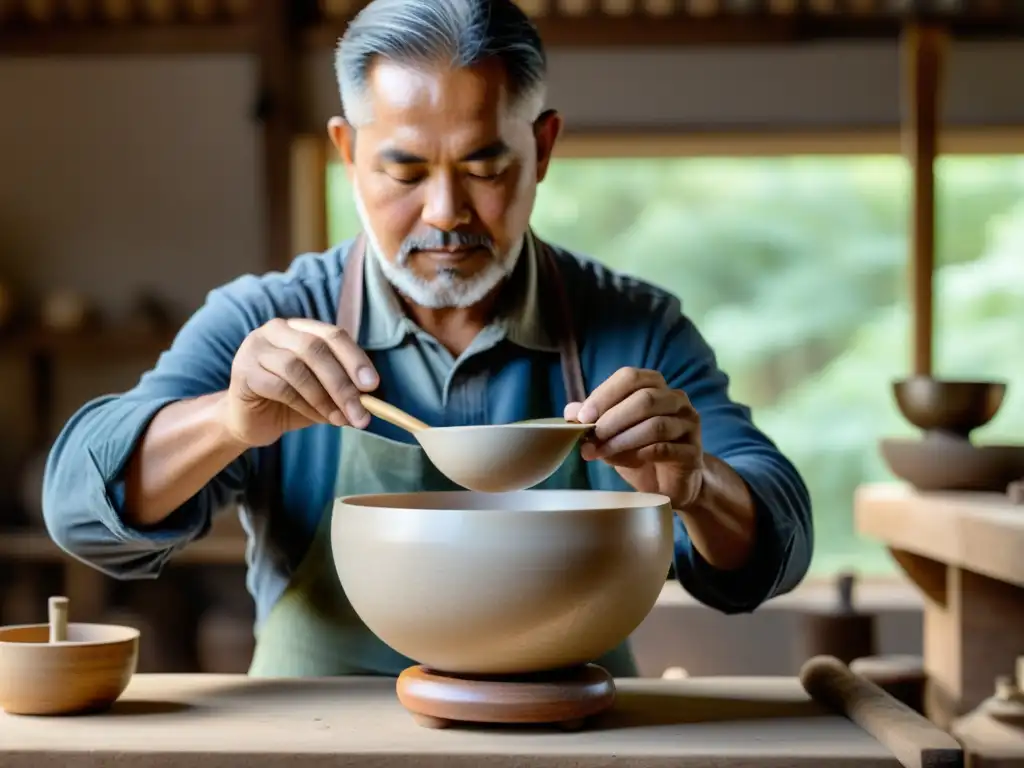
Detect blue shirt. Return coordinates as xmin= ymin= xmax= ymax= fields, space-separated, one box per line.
xmin=42 ymin=238 xmax=813 ymax=630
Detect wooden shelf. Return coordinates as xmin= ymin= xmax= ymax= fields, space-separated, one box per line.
xmin=0 ymin=23 xmax=256 ymax=57
xmin=3 ymin=4 xmax=1023 ymax=58
xmin=302 ymin=14 xmax=1024 ymax=50
xmin=0 ymin=529 xmax=246 ymax=565
xmin=854 ymin=482 xmax=1024 ymax=588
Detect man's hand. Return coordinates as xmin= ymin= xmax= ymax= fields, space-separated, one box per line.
xmin=221 ymin=317 xmax=379 ymax=448
xmin=564 ymin=367 xmax=703 ymax=509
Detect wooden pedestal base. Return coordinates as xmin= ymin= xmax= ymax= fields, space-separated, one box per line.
xmin=395 ymin=663 xmax=616 ymax=730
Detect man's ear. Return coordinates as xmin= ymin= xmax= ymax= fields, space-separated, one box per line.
xmin=533 ymin=109 xmax=563 ymax=183
xmin=327 ymin=116 xmax=357 ymax=177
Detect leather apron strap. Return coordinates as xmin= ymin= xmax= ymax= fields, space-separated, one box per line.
xmin=337 ymin=233 xmax=367 ymax=339
xmin=337 ymin=233 xmax=586 ymax=404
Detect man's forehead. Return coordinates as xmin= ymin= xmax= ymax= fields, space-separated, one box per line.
xmin=365 ymin=58 xmax=512 ymax=124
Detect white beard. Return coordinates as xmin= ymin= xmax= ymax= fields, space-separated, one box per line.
xmin=352 ymin=184 xmax=521 ymax=310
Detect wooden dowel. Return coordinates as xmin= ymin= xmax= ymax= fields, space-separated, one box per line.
xmin=800 ymin=655 xmax=962 ymax=768
xmin=901 ymin=23 xmax=947 ymax=377
xmin=360 ymin=395 xmax=430 ymax=434
xmin=48 ymin=595 xmax=69 ymax=643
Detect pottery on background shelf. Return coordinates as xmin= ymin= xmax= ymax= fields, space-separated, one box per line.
xmin=880 ymin=436 xmax=1024 ymax=493
xmin=880 ymin=376 xmax=1024 ymax=494
xmin=0 ymin=596 xmax=139 ymax=716
xmin=892 ymin=376 xmax=1006 ymax=440
xmin=332 ymin=489 xmax=674 ymax=729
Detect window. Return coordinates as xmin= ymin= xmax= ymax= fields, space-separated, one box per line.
xmin=325 ymin=151 xmax=1024 ymax=577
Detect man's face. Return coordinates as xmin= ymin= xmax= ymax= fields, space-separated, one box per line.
xmin=329 ymin=58 xmax=561 ymax=309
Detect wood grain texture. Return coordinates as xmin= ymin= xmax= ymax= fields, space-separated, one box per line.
xmin=854 ymin=484 xmax=1024 ymax=587
xmin=855 ymin=483 xmax=1024 ymax=726
xmin=800 ymin=656 xmax=962 ymax=768
xmin=395 ymin=664 xmax=616 ymax=728
xmin=0 ymin=674 xmax=905 ymax=767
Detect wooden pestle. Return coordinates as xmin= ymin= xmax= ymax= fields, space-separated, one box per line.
xmin=359 ymin=395 xmax=430 ymax=434
xmin=800 ymin=655 xmax=962 ymax=768
xmin=48 ymin=596 xmax=69 ymax=643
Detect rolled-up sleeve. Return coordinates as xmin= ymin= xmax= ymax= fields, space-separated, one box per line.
xmin=42 ymin=277 xmax=264 ymax=580
xmin=655 ymin=311 xmax=813 ymax=613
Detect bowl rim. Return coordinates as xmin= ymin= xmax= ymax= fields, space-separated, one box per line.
xmin=892 ymin=376 xmax=1009 ymax=389
xmin=418 ymin=422 xmax=594 ymax=434
xmin=879 ymin=436 xmax=1024 ymax=452
xmin=334 ymin=488 xmax=673 ymax=512
xmin=0 ymin=622 xmax=141 ymax=648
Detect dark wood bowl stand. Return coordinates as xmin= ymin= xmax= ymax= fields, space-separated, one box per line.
xmin=396 ymin=663 xmax=616 ymax=731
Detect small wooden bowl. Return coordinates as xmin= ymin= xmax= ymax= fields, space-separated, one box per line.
xmin=893 ymin=377 xmax=1006 ymax=439
xmin=0 ymin=622 xmax=140 ymax=715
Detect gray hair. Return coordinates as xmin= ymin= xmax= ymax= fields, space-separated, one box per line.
xmin=335 ymin=0 xmax=548 ymax=128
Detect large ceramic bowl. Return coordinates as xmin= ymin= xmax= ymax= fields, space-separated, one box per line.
xmin=893 ymin=377 xmax=1006 ymax=438
xmin=332 ymin=489 xmax=674 ymax=675
xmin=0 ymin=623 xmax=139 ymax=715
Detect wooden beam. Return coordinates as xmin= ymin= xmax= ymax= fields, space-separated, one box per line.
xmin=254 ymin=0 xmax=299 ymax=274
xmin=547 ymin=127 xmax=1024 ymax=158
xmin=291 ymin=136 xmax=331 ymax=255
xmin=901 ymin=23 xmax=948 ymax=378
xmin=0 ymin=23 xmax=256 ymax=56
xmin=301 ymin=13 xmax=1024 ymax=50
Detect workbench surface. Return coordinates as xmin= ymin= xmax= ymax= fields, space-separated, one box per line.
xmin=0 ymin=674 xmax=902 ymax=768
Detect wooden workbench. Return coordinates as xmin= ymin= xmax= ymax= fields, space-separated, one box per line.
xmin=855 ymin=482 xmax=1024 ymax=728
xmin=0 ymin=674 xmax=906 ymax=768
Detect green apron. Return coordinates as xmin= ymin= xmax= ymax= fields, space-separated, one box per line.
xmin=247 ymin=234 xmax=639 ymax=678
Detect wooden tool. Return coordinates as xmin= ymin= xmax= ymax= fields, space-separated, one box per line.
xmin=360 ymin=395 xmax=429 ymax=433
xmin=850 ymin=654 xmax=926 ymax=715
xmin=396 ymin=664 xmax=615 ymax=730
xmin=48 ymin=596 xmax=68 ymax=643
xmin=800 ymin=655 xmax=963 ymax=768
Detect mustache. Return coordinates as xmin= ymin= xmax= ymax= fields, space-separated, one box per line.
xmin=397 ymin=230 xmax=496 ymax=264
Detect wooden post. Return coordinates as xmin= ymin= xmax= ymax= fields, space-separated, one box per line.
xmin=900 ymin=23 xmax=947 ymax=378
xmin=254 ymin=0 xmax=299 ymax=274
xmin=290 ymin=136 xmax=331 ymax=254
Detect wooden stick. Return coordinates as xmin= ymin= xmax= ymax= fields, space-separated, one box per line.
xmin=48 ymin=596 xmax=69 ymax=643
xmin=800 ymin=655 xmax=962 ymax=768
xmin=901 ymin=23 xmax=948 ymax=377
xmin=360 ymin=395 xmax=430 ymax=434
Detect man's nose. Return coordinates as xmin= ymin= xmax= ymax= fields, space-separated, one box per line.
xmin=421 ymin=173 xmax=471 ymax=231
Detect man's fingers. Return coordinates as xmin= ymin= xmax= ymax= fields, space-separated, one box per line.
xmin=262 ymin=319 xmax=369 ymax=424
xmin=563 ymin=401 xmax=584 ymax=422
xmin=257 ymin=347 xmax=346 ymax=426
xmin=244 ymin=360 xmax=332 ymax=426
xmin=285 ymin=318 xmax=379 ymax=390
xmin=576 ymin=367 xmax=665 ymax=424
xmin=588 ymin=415 xmax=692 ymax=460
xmin=592 ymin=442 xmax=701 ymax=469
xmin=591 ymin=387 xmax=683 ymax=442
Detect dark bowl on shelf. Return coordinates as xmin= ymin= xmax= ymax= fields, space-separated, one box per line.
xmin=892 ymin=377 xmax=1007 ymax=439
xmin=879 ymin=436 xmax=1024 ymax=493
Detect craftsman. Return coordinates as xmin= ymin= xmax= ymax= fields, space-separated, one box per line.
xmin=42 ymin=0 xmax=813 ymax=677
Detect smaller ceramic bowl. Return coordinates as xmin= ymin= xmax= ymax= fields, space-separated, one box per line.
xmin=892 ymin=377 xmax=1007 ymax=438
xmin=880 ymin=436 xmax=1024 ymax=493
xmin=414 ymin=421 xmax=592 ymax=493
xmin=0 ymin=623 xmax=139 ymax=715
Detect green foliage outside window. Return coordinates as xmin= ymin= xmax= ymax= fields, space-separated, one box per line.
xmin=327 ymin=154 xmax=1024 ymax=576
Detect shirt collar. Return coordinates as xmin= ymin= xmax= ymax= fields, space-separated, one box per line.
xmin=358 ymin=232 xmax=559 ymax=354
